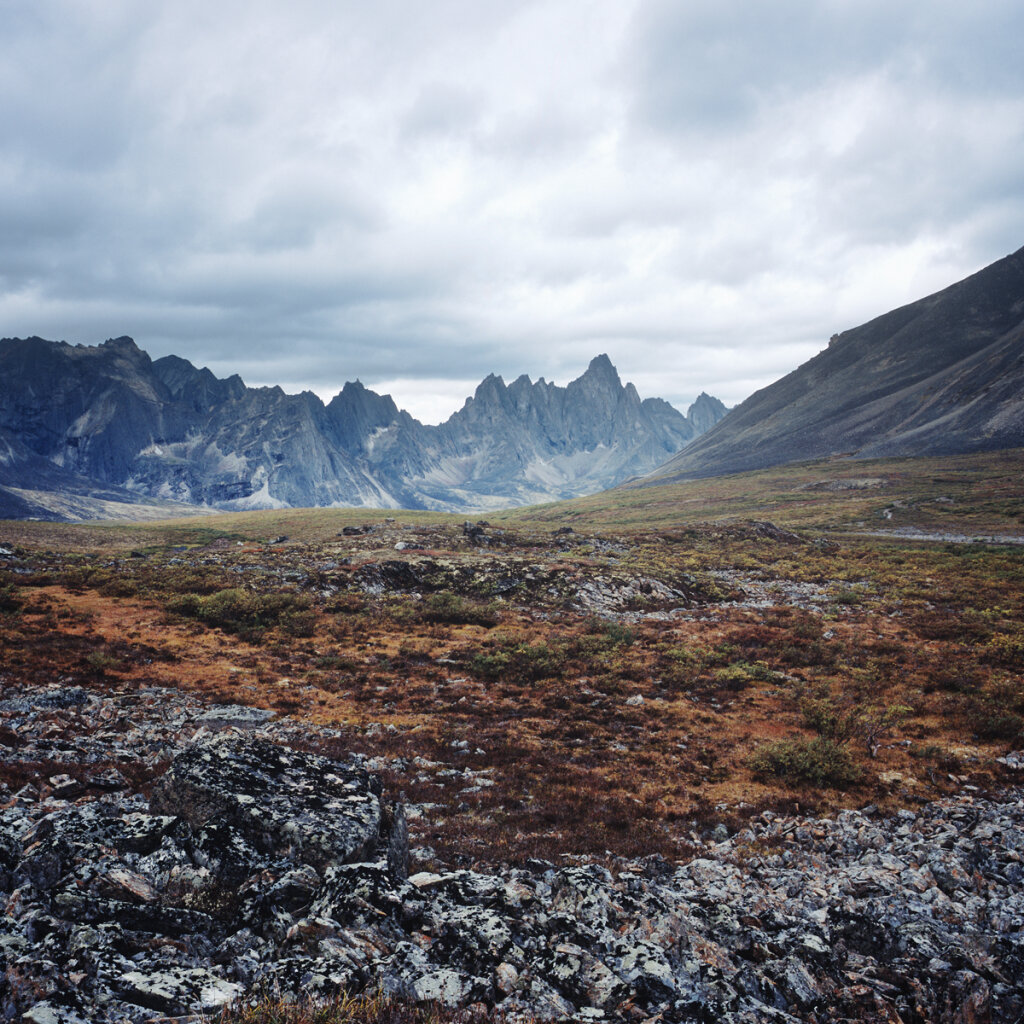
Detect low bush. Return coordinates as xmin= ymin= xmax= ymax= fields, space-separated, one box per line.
xmin=800 ymin=697 xmax=856 ymax=742
xmin=923 ymin=664 xmax=984 ymax=694
xmin=982 ymin=632 xmax=1024 ymax=669
xmin=85 ymin=651 xmax=123 ymax=676
xmin=713 ymin=661 xmax=782 ymax=692
xmin=712 ymin=665 xmax=754 ymax=692
xmin=601 ymin=622 xmax=636 ymax=647
xmin=0 ymin=582 xmax=23 ymax=614
xmin=418 ymin=591 xmax=499 ymax=628
xmin=748 ymin=737 xmax=862 ymax=789
xmin=908 ymin=743 xmax=962 ymax=771
xmin=167 ymin=588 xmax=315 ymax=641
xmin=470 ymin=638 xmax=567 ymax=683
xmin=800 ymin=697 xmax=910 ymax=756
xmin=967 ymin=700 xmax=1023 ymax=742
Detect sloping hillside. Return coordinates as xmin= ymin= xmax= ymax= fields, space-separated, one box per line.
xmin=646 ymin=245 xmax=1024 ymax=483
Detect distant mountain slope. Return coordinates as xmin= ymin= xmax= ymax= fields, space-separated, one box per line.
xmin=0 ymin=340 xmax=725 ymax=517
xmin=645 ymin=244 xmax=1024 ymax=484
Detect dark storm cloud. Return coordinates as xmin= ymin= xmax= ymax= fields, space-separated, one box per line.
xmin=1 ymin=1 xmax=1023 ymax=421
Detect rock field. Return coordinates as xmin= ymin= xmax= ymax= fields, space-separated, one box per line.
xmin=1 ymin=682 xmax=1022 ymax=1022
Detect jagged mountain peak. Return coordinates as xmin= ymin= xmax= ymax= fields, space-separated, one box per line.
xmin=0 ymin=339 xmax=727 ymax=517
xmin=102 ymin=335 xmax=143 ymax=352
xmin=579 ymin=352 xmax=621 ymax=388
xmin=686 ymin=393 xmax=729 ymax=435
xmin=475 ymin=372 xmax=506 ymax=394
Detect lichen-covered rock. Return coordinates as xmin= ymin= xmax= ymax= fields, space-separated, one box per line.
xmin=115 ymin=965 xmax=242 ymax=1015
xmin=149 ymin=734 xmax=402 ymax=873
xmin=2 ymin=685 xmax=1024 ymax=1023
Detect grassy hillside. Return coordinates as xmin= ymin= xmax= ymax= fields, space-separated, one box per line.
xmin=504 ymin=448 xmax=1024 ymax=535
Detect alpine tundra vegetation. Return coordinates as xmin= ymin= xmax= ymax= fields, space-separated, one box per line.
xmin=1 ymin=449 xmax=1024 ymax=1021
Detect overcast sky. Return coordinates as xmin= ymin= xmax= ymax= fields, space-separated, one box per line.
xmin=2 ymin=1 xmax=1023 ymax=422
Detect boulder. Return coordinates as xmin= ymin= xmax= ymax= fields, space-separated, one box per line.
xmin=149 ymin=734 xmax=407 ymax=876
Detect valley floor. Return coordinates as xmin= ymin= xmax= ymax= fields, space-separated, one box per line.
xmin=1 ymin=456 xmax=1023 ymax=1020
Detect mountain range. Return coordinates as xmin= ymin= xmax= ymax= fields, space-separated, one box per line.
xmin=5 ymin=244 xmax=1023 ymax=521
xmin=645 ymin=244 xmax=1024 ymax=485
xmin=0 ymin=340 xmax=725 ymax=519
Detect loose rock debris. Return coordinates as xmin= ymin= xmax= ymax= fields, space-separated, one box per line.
xmin=0 ymin=685 xmax=1022 ymax=1022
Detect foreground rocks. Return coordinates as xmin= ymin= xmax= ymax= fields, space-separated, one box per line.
xmin=0 ymin=693 xmax=1022 ymax=1022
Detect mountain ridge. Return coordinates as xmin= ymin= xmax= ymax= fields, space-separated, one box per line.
xmin=0 ymin=339 xmax=725 ymax=518
xmin=642 ymin=245 xmax=1024 ymax=485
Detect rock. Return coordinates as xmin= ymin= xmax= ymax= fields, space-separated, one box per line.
xmin=543 ymin=942 xmax=628 ymax=1009
xmin=149 ymin=734 xmax=398 ymax=874
xmin=2 ymin=679 xmax=1024 ymax=1023
xmin=494 ymin=961 xmax=520 ymax=996
xmin=96 ymin=866 xmax=160 ymax=903
xmin=382 ymin=800 xmax=410 ymax=881
xmin=20 ymin=1003 xmax=91 ymax=1024
xmin=462 ymin=522 xmax=487 ymax=543
xmin=46 ymin=775 xmax=84 ymax=800
xmin=196 ymin=704 xmax=276 ymax=731
xmin=116 ymin=966 xmax=242 ymax=1014
xmin=86 ymin=768 xmax=128 ymax=791
xmin=380 ymin=941 xmax=473 ymax=1007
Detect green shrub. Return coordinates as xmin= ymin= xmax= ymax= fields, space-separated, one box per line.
xmin=99 ymin=576 xmax=143 ymax=598
xmin=925 ymin=665 xmax=984 ymax=694
xmin=85 ymin=651 xmax=122 ymax=676
xmin=419 ymin=591 xmax=499 ymax=627
xmin=748 ymin=737 xmax=862 ymax=789
xmin=968 ymin=700 xmax=1023 ymax=741
xmin=159 ymin=568 xmax=231 ymax=595
xmin=0 ymin=583 xmax=23 ymax=614
xmin=602 ymin=622 xmax=636 ymax=648
xmin=166 ymin=588 xmax=315 ymax=640
xmin=908 ymin=743 xmax=962 ymax=771
xmin=469 ymin=650 xmax=510 ymax=680
xmin=470 ymin=638 xmax=567 ymax=683
xmin=166 ymin=592 xmax=202 ymax=617
xmin=712 ymin=665 xmax=754 ymax=692
xmin=982 ymin=632 xmax=1024 ymax=669
xmin=800 ymin=697 xmax=856 ymax=741
xmin=714 ymin=661 xmax=782 ymax=692
xmin=800 ymin=697 xmax=910 ymax=756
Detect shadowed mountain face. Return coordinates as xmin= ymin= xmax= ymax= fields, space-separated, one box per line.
xmin=645 ymin=245 xmax=1024 ymax=484
xmin=0 ymin=341 xmax=724 ymax=517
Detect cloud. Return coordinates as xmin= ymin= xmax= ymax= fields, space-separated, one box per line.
xmin=1 ymin=0 xmax=1022 ymax=423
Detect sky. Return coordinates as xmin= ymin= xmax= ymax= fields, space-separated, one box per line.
xmin=2 ymin=1 xmax=1023 ymax=424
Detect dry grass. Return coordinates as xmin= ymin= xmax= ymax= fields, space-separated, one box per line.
xmin=212 ymin=991 xmax=505 ymax=1024
xmin=2 ymin=450 xmax=1023 ymax=866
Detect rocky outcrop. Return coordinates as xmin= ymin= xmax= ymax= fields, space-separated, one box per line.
xmin=149 ymin=735 xmax=406 ymax=876
xmin=645 ymin=244 xmax=1024 ymax=483
xmin=0 ymin=341 xmax=727 ymax=518
xmin=1 ymin=683 xmax=1022 ymax=1022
